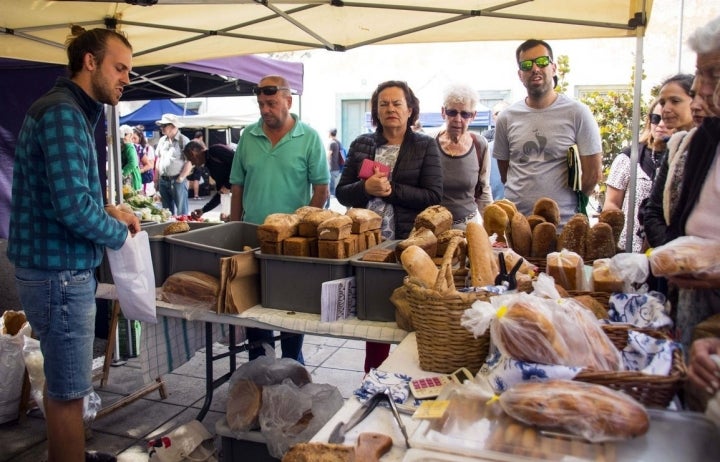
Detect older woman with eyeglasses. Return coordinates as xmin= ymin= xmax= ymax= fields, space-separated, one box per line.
xmin=603 ymin=98 xmax=673 ymax=252
xmin=435 ymin=83 xmax=492 ymax=230
xmin=336 ymin=80 xmax=442 ymax=371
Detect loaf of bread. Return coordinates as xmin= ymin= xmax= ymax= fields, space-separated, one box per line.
xmin=493 ymin=300 xmax=569 ymax=365
xmin=530 ymin=222 xmax=557 ymax=258
xmin=163 ymin=221 xmax=190 ymax=235
xmin=345 ymin=208 xmax=382 ymax=233
xmin=414 ymin=205 xmax=453 ymax=235
xmin=298 ymin=210 xmax=339 ymax=237
xmin=395 ymin=227 xmax=437 ymax=261
xmin=294 ymin=205 xmax=324 ymax=218
xmin=598 ymin=209 xmax=625 ymax=248
xmin=499 ymin=379 xmax=649 ymax=442
xmin=509 ymin=212 xmax=532 ymax=257
xmin=282 ymin=442 xmax=354 ymax=462
xmin=318 ymin=239 xmax=346 ymax=259
xmin=317 ymin=215 xmax=353 ymax=240
xmin=526 ymin=214 xmax=546 ymax=231
xmin=258 ymin=213 xmax=300 ymax=242
xmin=360 ymin=248 xmax=396 ymax=263
xmin=400 ymin=245 xmax=438 ymax=288
xmin=2 ymin=310 xmax=27 ymax=336
xmin=547 ymin=250 xmax=584 ymax=291
xmin=467 ymin=222 xmax=497 ymax=287
xmin=585 ymin=222 xmax=616 ymax=260
xmin=227 ymin=379 xmax=263 ymax=431
xmin=483 ymin=203 xmax=509 ymax=244
xmin=532 ymin=197 xmax=560 ymax=226
xmin=161 ymin=271 xmax=219 ymax=308
xmin=591 ymin=259 xmax=624 ymax=292
xmin=282 ymin=236 xmax=318 ymax=257
xmin=558 ymin=213 xmax=590 ymax=258
xmin=494 ymin=199 xmax=517 ymax=222
xmin=260 ymin=240 xmax=283 ymax=255
xmin=648 ymin=236 xmax=720 ymax=276
xmin=342 ymin=235 xmax=358 ymax=258
xmin=572 ymin=294 xmax=609 ymax=320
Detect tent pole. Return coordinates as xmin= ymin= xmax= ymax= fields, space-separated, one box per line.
xmin=106 ymin=105 xmax=123 ymax=205
xmin=625 ymin=11 xmax=647 ymax=252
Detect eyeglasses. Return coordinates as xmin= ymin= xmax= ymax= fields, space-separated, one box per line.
xmin=445 ymin=108 xmax=475 ymax=119
xmin=252 ymin=85 xmax=290 ymax=96
xmin=519 ymin=55 xmax=552 ymax=71
xmin=649 ymin=113 xmax=662 ymax=125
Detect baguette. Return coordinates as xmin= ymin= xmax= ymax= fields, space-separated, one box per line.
xmin=467 ymin=221 xmax=497 ymax=287
xmin=400 ymin=245 xmax=438 ymax=288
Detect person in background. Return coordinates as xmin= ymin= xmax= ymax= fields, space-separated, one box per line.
xmin=119 ymin=124 xmax=142 ymax=192
xmin=336 ymin=80 xmax=442 ymax=371
xmin=8 ymin=26 xmax=139 ymax=462
xmin=184 ymin=140 xmax=235 ymax=220
xmin=645 ymin=16 xmax=720 ymax=357
xmin=493 ymin=39 xmax=603 ymax=226
xmin=132 ymin=125 xmax=155 ymax=195
xmin=487 ymin=101 xmax=509 ymax=200
xmin=187 ymin=130 xmax=205 ymax=200
xmin=658 ymin=73 xmax=695 ymax=134
xmin=603 ymin=99 xmax=673 ymax=252
xmin=435 ymin=82 xmax=492 ymax=230
xmin=155 ymin=114 xmax=191 ymax=215
xmin=326 ymin=128 xmax=344 ymax=208
xmin=411 ymin=120 xmax=424 ymax=133
xmin=230 ymin=75 xmax=329 ymax=364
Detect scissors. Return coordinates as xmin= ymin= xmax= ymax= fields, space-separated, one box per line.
xmin=328 ymin=388 xmax=410 ymax=448
xmin=494 ymin=253 xmax=524 ymax=290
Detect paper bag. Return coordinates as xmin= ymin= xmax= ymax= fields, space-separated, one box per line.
xmin=106 ymin=231 xmax=157 ymax=323
xmin=218 ymin=252 xmax=259 ymax=314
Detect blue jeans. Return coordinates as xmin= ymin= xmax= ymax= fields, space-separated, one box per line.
xmin=159 ymin=176 xmax=189 ymax=216
xmin=246 ymin=328 xmax=305 ymax=365
xmin=326 ymin=170 xmax=342 ymax=208
xmin=15 ymin=267 xmax=97 ymax=401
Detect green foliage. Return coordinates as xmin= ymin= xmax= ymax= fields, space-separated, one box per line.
xmin=554 ymin=55 xmax=570 ymax=94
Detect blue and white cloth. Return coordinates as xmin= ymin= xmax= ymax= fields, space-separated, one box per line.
xmin=354 ymin=368 xmax=420 ymax=408
xmin=608 ymin=291 xmax=673 ymax=329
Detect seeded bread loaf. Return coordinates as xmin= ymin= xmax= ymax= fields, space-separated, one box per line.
xmin=317 ymin=215 xmax=353 ymax=240
xmin=257 ymin=213 xmax=300 ymax=242
xmin=414 ymin=205 xmax=453 ymax=235
xmin=345 ymin=208 xmax=382 ymax=233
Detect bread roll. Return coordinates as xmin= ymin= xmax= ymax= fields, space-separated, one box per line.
xmin=494 ymin=199 xmax=517 ymax=222
xmin=509 ymin=213 xmax=532 ymax=257
xmin=163 ymin=221 xmax=190 ymax=235
xmin=558 ymin=214 xmax=589 ymax=258
xmin=395 ymin=227 xmax=437 ymax=260
xmin=317 ymin=215 xmax=353 ymax=240
xmin=483 ymin=203 xmax=509 ymax=244
xmin=467 ymin=221 xmax=497 ymax=287
xmin=585 ymin=222 xmax=616 ymax=260
xmin=598 ymin=209 xmax=625 ymax=248
xmin=499 ymin=379 xmax=649 ymax=442
xmin=414 ymin=205 xmax=453 ymax=235
xmin=530 ymin=222 xmax=557 ymax=258
xmin=346 ymin=208 xmax=382 ymax=233
xmin=400 ymin=245 xmax=438 ymax=288
xmin=258 ymin=213 xmax=300 ymax=242
xmin=532 ymin=197 xmax=560 ymax=226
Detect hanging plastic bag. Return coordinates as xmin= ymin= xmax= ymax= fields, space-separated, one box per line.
xmin=106 ymin=230 xmax=157 ymax=323
xmin=148 ymin=420 xmax=217 ymax=462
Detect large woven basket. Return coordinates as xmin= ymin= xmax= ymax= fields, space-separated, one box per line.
xmin=405 ymin=236 xmax=491 ymax=375
xmin=575 ymin=324 xmax=686 ymax=408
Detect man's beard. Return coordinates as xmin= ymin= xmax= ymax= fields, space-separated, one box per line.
xmin=91 ymin=72 xmax=118 ymax=106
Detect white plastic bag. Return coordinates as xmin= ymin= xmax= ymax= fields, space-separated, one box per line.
xmin=106 ymin=231 xmax=157 ymax=323
xmin=148 ymin=420 xmax=217 ymax=462
xmin=0 ymin=315 xmax=31 ymax=423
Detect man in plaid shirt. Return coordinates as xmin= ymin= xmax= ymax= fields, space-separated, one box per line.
xmin=7 ymin=27 xmax=139 ymax=462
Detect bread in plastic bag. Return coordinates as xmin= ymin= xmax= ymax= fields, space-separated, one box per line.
xmin=161 ymin=271 xmax=219 ymax=312
xmin=499 ymin=379 xmax=649 ymax=442
xmin=546 ymin=249 xmax=585 ymax=291
xmin=648 ymin=236 xmax=720 ymax=278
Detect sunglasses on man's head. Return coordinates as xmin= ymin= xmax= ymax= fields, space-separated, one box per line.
xmin=519 ymin=55 xmax=552 ymax=71
xmin=252 ymin=85 xmax=290 ymax=96
xmin=649 ymin=113 xmax=662 ymax=125
xmin=445 ymin=108 xmax=475 ymax=119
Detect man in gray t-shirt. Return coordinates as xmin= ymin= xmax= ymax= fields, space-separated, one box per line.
xmin=493 ymin=39 xmax=602 ymax=226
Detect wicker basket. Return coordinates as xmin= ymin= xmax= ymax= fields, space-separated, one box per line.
xmin=566 ymin=290 xmax=612 ymax=307
xmin=574 ymin=324 xmax=686 ymax=408
xmin=405 ymin=236 xmax=491 ymax=375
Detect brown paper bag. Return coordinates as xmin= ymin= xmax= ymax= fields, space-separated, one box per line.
xmin=223 ymin=252 xmax=260 ymax=314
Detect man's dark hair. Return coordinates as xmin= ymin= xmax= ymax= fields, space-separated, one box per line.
xmin=370 ymin=80 xmax=420 ymax=133
xmin=66 ymin=26 xmax=132 ymax=77
xmin=515 ymin=39 xmax=554 ymax=62
xmin=329 ymin=128 xmax=337 ymax=137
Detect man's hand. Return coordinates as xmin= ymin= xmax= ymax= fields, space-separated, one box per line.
xmin=105 ymin=204 xmax=141 ymax=235
xmin=688 ymin=337 xmax=720 ymax=397
xmin=669 ymin=273 xmax=720 ymax=289
xmin=191 ymin=209 xmax=204 ymax=220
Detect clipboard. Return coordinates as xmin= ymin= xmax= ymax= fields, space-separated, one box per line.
xmin=567 ymin=144 xmax=582 ymax=191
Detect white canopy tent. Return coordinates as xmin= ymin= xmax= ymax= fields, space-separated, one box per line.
xmin=1 ymin=1 xmax=653 ymax=244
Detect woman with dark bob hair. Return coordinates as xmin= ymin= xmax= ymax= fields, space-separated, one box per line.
xmin=336 ymin=80 xmax=443 ymax=371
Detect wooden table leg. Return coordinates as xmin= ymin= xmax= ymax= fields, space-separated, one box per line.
xmin=95 ymin=301 xmax=121 ymax=387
